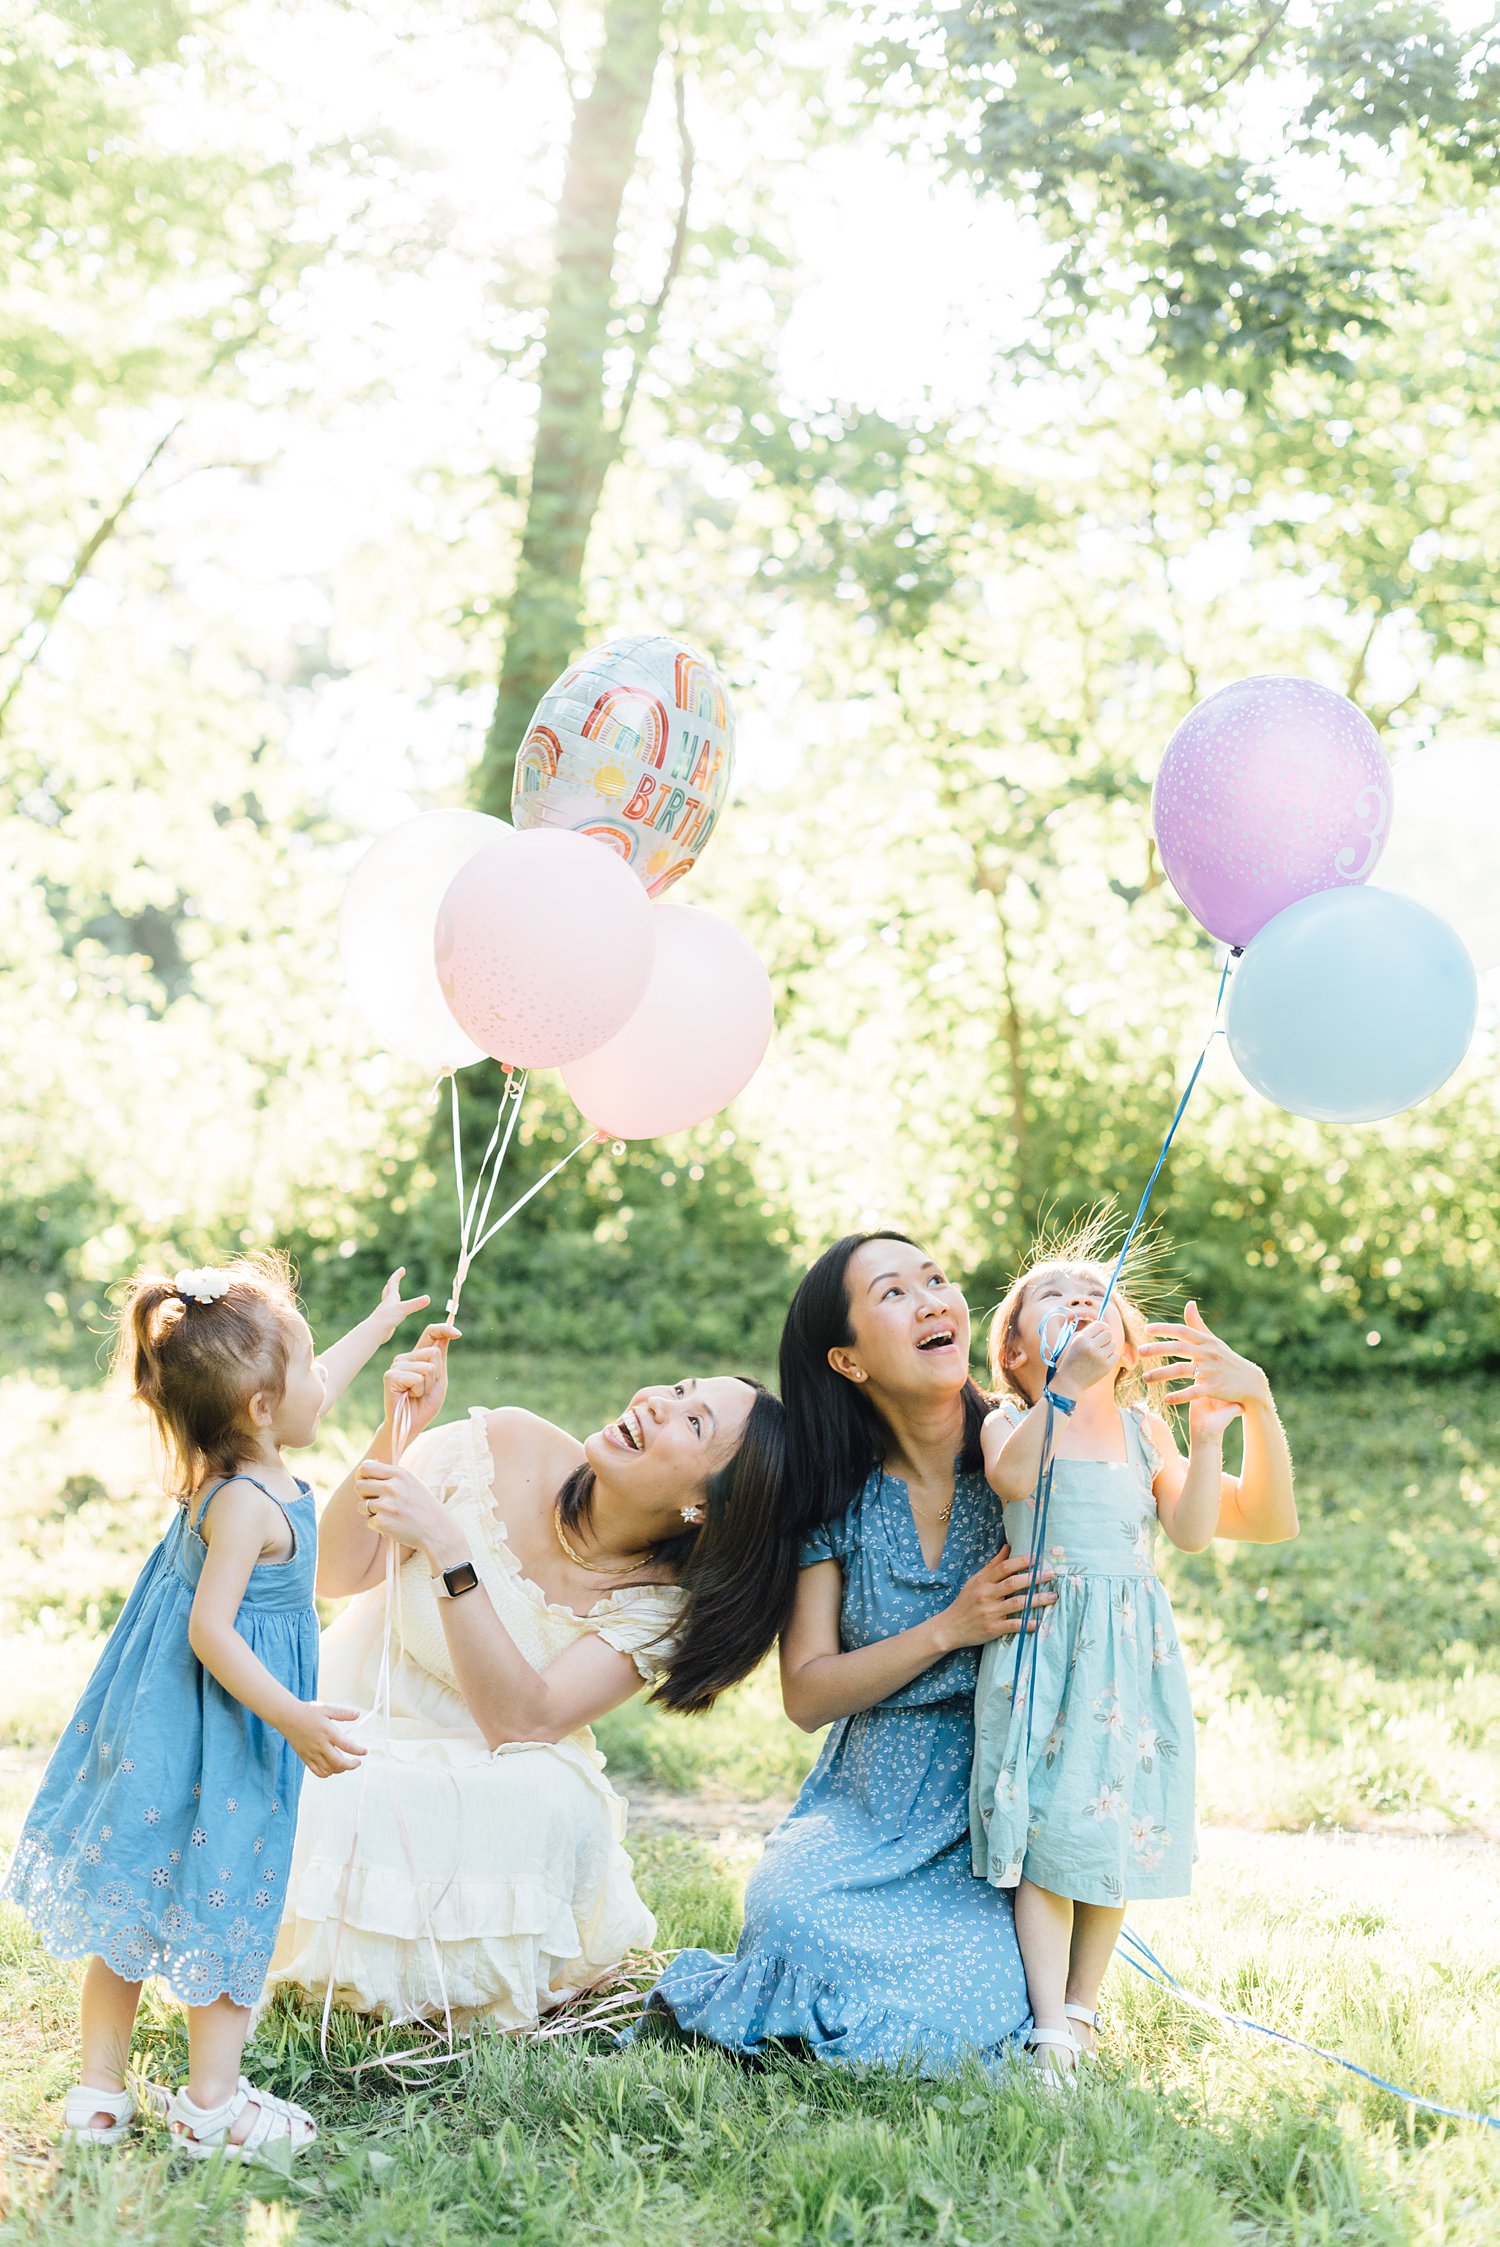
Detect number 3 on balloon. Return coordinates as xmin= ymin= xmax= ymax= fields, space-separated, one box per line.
xmin=1335 ymin=783 xmax=1390 ymax=881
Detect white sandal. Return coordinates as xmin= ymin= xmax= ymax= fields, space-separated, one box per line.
xmin=61 ymin=2083 xmax=137 ymax=2147
xmin=1028 ymin=2026 xmax=1081 ymax=2091
xmin=165 ymin=2076 xmax=318 ymax=2160
xmin=1065 ymin=2001 xmax=1099 ymax=2054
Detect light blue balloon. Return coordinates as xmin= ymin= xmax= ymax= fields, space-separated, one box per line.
xmin=1227 ymin=887 xmax=1478 ymax=1123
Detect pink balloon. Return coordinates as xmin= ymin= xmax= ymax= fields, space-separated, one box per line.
xmin=434 ymin=827 xmax=656 ymax=1069
xmin=562 ymin=903 xmax=774 ymax=1138
xmin=1152 ymin=675 xmax=1392 ymax=948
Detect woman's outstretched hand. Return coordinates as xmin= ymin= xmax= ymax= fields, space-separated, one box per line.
xmin=384 ymin=1321 xmax=461 ymax=1445
xmin=938 ymin=1545 xmax=1055 ymax=1650
xmin=1139 ymin=1300 xmax=1271 ymax=1439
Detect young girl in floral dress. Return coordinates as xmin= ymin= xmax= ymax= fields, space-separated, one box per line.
xmin=3 ymin=1256 xmax=425 ymax=2155
xmin=970 ymin=1251 xmax=1295 ymax=2087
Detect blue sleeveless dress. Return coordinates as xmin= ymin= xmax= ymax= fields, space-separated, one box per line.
xmin=3 ymin=1475 xmax=319 ymax=2008
xmin=970 ymin=1406 xmax=1196 ymax=1902
xmin=639 ymin=1465 xmax=1032 ymax=2072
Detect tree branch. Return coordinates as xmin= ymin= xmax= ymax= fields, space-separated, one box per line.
xmin=0 ymin=286 xmax=281 ymax=742
xmin=1207 ymin=2 xmax=1293 ymax=99
xmin=0 ymin=414 xmax=185 ymax=739
xmin=607 ymin=60 xmax=694 ymax=458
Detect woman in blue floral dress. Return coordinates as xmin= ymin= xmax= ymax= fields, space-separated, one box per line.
xmin=641 ymin=1232 xmax=1047 ymax=2071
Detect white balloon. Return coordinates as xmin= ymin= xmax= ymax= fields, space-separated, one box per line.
xmin=1373 ymin=742 xmax=1500 ymax=972
xmin=339 ymin=809 xmax=506 ymax=1069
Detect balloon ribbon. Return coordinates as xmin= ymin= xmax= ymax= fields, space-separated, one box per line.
xmin=1009 ymin=952 xmax=1237 ymax=1731
xmin=1115 ymin=1923 xmax=1499 ymax=2130
xmin=319 ymin=1388 xmax=465 ymax=2078
xmin=442 ymin=1067 xmax=603 ymax=1326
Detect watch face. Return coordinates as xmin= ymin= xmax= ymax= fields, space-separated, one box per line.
xmin=445 ymin=1561 xmax=479 ymax=1596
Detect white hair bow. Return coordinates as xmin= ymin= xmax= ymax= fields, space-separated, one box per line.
xmin=173 ymin=1266 xmax=233 ymax=1305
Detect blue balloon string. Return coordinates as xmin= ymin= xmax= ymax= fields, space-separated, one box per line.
xmin=1008 ymin=953 xmax=1233 ymax=1733
xmin=1008 ymin=1314 xmax=1075 ymax=1740
xmin=1114 ymin=1923 xmax=1500 ymax=2130
xmin=1098 ymin=949 xmax=1235 ymax=1318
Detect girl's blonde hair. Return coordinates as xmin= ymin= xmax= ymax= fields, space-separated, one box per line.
xmin=987 ymin=1211 xmax=1164 ymax=1416
xmin=112 ymin=1251 xmax=302 ymax=1496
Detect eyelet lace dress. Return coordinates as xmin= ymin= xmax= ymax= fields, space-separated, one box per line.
xmin=3 ymin=1476 xmax=319 ymax=2009
xmin=269 ymin=1409 xmax=683 ymax=2029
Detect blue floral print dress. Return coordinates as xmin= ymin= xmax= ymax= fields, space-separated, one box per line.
xmin=3 ymin=1475 xmax=318 ymax=2008
xmin=970 ymin=1406 xmax=1196 ymax=1903
xmin=639 ymin=1464 xmax=1033 ymax=2073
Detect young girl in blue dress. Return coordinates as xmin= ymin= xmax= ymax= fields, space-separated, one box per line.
xmin=970 ymin=1250 xmax=1295 ymax=2087
xmin=3 ymin=1254 xmax=426 ymax=2155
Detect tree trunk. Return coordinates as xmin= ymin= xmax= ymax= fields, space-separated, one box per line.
xmin=477 ymin=0 xmax=667 ymax=816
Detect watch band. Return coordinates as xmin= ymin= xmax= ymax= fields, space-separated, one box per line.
xmin=432 ymin=1559 xmax=480 ymax=1600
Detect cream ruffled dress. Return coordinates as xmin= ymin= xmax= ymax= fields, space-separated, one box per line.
xmin=268 ymin=1409 xmax=683 ymax=2028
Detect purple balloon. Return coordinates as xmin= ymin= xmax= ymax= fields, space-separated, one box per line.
xmin=1152 ymin=675 xmax=1392 ymax=948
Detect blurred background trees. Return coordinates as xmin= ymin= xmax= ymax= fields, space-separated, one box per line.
xmin=4 ymin=0 xmax=1500 ymax=1372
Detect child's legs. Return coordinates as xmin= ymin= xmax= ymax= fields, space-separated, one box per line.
xmin=1013 ymin=1877 xmax=1074 ymax=2035
xmin=186 ymin=1996 xmax=313 ymax=2146
xmin=80 ymin=1958 xmax=144 ymax=2102
xmin=187 ymin=1996 xmax=253 ymax=2110
xmin=1065 ymin=1902 xmax=1126 ymax=2051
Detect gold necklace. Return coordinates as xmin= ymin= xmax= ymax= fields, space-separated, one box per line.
xmin=552 ymin=1505 xmax=650 ymax=1576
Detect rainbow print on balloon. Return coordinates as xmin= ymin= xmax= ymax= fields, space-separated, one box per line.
xmin=514 ymin=724 xmax=563 ymax=797
xmin=511 ymin=632 xmax=735 ymax=896
xmin=577 ymin=821 xmax=635 ymax=862
xmin=674 ymin=651 xmax=728 ymax=729
xmin=581 ymin=686 xmax=671 ymax=772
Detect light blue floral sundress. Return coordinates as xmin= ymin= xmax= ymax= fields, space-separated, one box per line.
xmin=970 ymin=1405 xmax=1196 ymax=1904
xmin=3 ymin=1474 xmax=318 ymax=2008
xmin=639 ymin=1464 xmax=1033 ymax=2072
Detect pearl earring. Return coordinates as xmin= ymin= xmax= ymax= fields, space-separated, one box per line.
xmin=681 ymin=1503 xmax=704 ymax=1526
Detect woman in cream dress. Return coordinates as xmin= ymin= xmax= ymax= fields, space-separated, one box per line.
xmin=270 ymin=1327 xmax=789 ymax=2030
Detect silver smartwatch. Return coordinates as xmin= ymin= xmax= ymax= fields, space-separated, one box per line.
xmin=431 ymin=1558 xmax=480 ymax=1600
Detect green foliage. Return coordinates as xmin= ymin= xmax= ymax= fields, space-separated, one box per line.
xmin=5 ymin=0 xmax=1500 ymax=1392
xmin=900 ymin=0 xmax=1500 ymax=390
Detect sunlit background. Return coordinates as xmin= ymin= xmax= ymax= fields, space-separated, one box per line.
xmin=4 ymin=3 xmax=1500 ymax=2231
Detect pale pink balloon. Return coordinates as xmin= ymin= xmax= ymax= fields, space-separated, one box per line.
xmin=1152 ymin=675 xmax=1392 ymax=948
xmin=561 ymin=902 xmax=774 ymax=1138
xmin=434 ymin=827 xmax=656 ymax=1069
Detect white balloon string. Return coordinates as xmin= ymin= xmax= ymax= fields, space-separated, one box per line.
xmin=448 ymin=1072 xmax=467 ymax=1240
xmin=443 ymin=1069 xmax=529 ymax=1328
xmin=318 ymin=1385 xmax=463 ymax=2077
xmin=470 ymin=1130 xmax=601 ymax=1259
xmin=460 ymin=1089 xmax=508 ymax=1245
xmin=467 ymin=1071 xmax=528 ymax=1254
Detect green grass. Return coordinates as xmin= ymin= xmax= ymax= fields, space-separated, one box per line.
xmin=2 ymin=1340 xmax=1499 ymax=2240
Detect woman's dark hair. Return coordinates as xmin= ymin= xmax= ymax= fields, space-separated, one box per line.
xmin=779 ymin=1231 xmax=991 ymax=1533
xmin=556 ymin=1380 xmax=793 ymax=1716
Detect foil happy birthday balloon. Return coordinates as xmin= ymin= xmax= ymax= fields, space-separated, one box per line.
xmin=510 ymin=633 xmax=735 ymax=897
